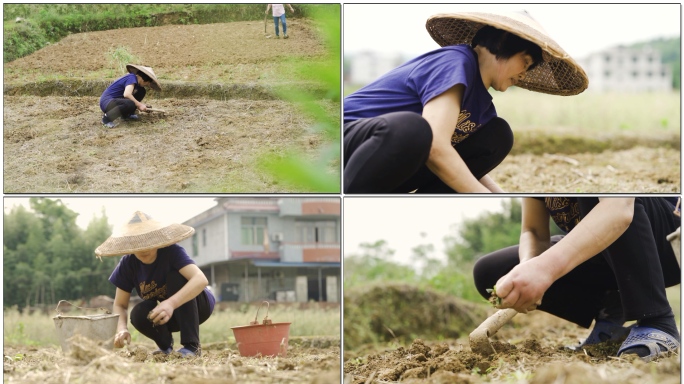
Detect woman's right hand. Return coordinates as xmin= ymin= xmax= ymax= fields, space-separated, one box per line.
xmin=114 ymin=330 xmax=131 ymax=348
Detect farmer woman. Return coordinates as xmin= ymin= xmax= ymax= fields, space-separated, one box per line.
xmin=265 ymin=4 xmax=294 ymax=39
xmin=343 ymin=11 xmax=588 ymax=193
xmin=473 ymin=197 xmax=681 ymax=361
xmin=99 ymin=64 xmax=161 ymax=128
xmin=95 ymin=211 xmax=215 ymax=357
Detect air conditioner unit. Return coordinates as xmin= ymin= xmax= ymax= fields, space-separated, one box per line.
xmin=271 ymin=233 xmax=284 ymax=242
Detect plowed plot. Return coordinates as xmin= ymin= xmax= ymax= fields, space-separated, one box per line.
xmin=4 ymin=20 xmax=326 ymax=83
xmin=492 ymin=147 xmax=680 ymax=193
xmin=3 ymin=20 xmax=337 ymax=193
xmin=344 ymin=311 xmax=680 ymax=384
xmin=3 ymin=336 xmax=340 ymax=384
xmin=4 ymin=95 xmax=330 ymax=193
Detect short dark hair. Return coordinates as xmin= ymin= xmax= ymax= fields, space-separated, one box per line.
xmin=471 ymin=26 xmax=543 ymax=70
xmin=137 ymin=71 xmax=152 ymax=83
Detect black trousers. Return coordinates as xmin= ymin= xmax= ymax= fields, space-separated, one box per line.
xmin=130 ymin=270 xmax=212 ymax=351
xmin=104 ymin=85 xmax=146 ymax=121
xmin=343 ymin=112 xmax=513 ymax=193
xmin=473 ymin=197 xmax=681 ymax=328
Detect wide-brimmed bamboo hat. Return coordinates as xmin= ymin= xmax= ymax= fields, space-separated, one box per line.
xmin=95 ymin=211 xmax=194 ymax=257
xmin=426 ymin=10 xmax=588 ymax=96
xmin=126 ymin=64 xmax=161 ymax=91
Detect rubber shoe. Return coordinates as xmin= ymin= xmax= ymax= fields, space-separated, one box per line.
xmin=565 ymin=320 xmax=633 ymax=351
xmin=275 ymin=35 xmax=280 ymax=39
xmin=123 ymin=114 xmax=139 ymax=121
xmin=101 ymin=115 xmax=119 ymax=128
xmin=284 ymin=34 xmax=289 ymax=39
xmin=617 ymin=326 xmax=680 ymax=362
xmin=152 ymin=346 xmax=173 ymax=355
xmin=177 ymin=347 xmax=199 ymax=358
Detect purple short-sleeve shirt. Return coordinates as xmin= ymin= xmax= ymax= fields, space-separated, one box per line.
xmin=108 ymin=244 xmax=215 ymax=312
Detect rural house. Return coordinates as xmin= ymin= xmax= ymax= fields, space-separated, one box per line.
xmin=178 ymin=197 xmax=341 ymax=303
xmin=578 ymin=45 xmax=672 ymax=92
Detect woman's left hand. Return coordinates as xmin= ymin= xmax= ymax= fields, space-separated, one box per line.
xmin=148 ymin=301 xmax=175 ymax=325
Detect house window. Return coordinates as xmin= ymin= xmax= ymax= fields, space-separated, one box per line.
xmin=295 ymin=220 xmax=338 ymax=244
xmin=202 ymin=228 xmax=207 ymax=247
xmin=241 ymin=217 xmax=267 ymax=245
xmin=604 ymin=70 xmax=611 ymax=78
xmin=192 ymin=233 xmax=198 ymax=256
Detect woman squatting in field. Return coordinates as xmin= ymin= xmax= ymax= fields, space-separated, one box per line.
xmin=99 ymin=64 xmax=161 ymax=128
xmin=343 ymin=11 xmax=588 ymax=193
xmin=474 ymin=197 xmax=681 ymax=361
xmin=95 ymin=211 xmax=215 ymax=357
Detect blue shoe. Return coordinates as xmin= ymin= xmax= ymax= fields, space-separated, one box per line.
xmin=152 ymin=346 xmax=173 ymax=355
xmin=101 ymin=115 xmax=119 ymax=128
xmin=177 ymin=347 xmax=199 ymax=358
xmin=123 ymin=114 xmax=139 ymax=121
xmin=566 ymin=320 xmax=633 ymax=351
xmin=617 ymin=326 xmax=680 ymax=362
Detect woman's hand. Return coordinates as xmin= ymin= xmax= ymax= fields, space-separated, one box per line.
xmin=148 ymin=301 xmax=175 ymax=326
xmin=114 ymin=330 xmax=131 ymax=348
xmin=137 ymin=103 xmax=148 ymax=112
xmin=494 ymin=257 xmax=552 ymax=313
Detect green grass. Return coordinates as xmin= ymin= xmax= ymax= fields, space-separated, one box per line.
xmin=4 ymin=304 xmax=340 ymax=347
xmin=345 ymin=85 xmax=679 ymax=137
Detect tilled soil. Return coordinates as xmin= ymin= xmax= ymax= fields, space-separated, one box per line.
xmin=4 ymin=20 xmax=326 ymax=83
xmin=492 ymin=147 xmax=680 ymax=193
xmin=3 ymin=95 xmax=330 ymax=193
xmin=3 ymin=20 xmax=337 ymax=193
xmin=3 ymin=336 xmax=340 ymax=384
xmin=344 ymin=311 xmax=680 ymax=384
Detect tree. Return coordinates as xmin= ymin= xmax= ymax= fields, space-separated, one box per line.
xmin=3 ymin=199 xmax=115 ymax=310
xmin=344 ymin=240 xmax=417 ymax=288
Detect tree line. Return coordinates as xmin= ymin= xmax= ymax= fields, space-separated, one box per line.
xmin=3 ymin=198 xmax=118 ymax=310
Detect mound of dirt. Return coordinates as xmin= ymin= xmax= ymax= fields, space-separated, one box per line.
xmin=344 ymin=284 xmax=488 ymax=353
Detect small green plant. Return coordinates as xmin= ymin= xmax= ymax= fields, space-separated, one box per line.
xmin=105 ymin=46 xmax=140 ymax=77
xmin=486 ymin=286 xmax=502 ymax=307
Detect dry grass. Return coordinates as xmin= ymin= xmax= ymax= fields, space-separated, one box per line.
xmin=4 ymin=303 xmax=340 ymax=347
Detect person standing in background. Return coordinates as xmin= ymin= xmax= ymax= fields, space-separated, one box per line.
xmin=266 ymin=4 xmax=295 ymax=39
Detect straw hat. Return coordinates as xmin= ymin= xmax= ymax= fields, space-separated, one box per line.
xmin=95 ymin=211 xmax=194 ymax=257
xmin=426 ymin=11 xmax=588 ymax=96
xmin=126 ymin=64 xmax=161 ymax=91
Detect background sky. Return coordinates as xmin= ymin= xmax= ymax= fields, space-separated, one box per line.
xmin=344 ymin=197 xmax=509 ymax=266
xmin=3 ymin=197 xmax=218 ymax=230
xmin=344 ymin=4 xmax=681 ymax=60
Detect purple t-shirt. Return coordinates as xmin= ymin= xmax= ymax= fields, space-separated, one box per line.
xmin=99 ymin=73 xmax=138 ymax=112
xmin=344 ymin=45 xmax=497 ymax=146
xmin=108 ymin=244 xmax=215 ymax=312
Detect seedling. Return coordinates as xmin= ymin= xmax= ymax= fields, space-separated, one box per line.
xmin=486 ymin=286 xmax=502 ymax=307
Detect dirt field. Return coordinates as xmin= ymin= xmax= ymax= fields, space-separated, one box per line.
xmin=492 ymin=146 xmax=680 ymax=193
xmin=3 ymin=20 xmax=338 ymax=193
xmin=344 ymin=286 xmax=681 ymax=384
xmin=3 ymin=335 xmax=340 ymax=384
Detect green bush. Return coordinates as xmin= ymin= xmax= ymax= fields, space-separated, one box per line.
xmin=3 ymin=19 xmax=49 ymax=63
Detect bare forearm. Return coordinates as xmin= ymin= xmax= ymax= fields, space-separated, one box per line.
xmin=112 ymin=304 xmax=129 ymax=332
xmin=479 ymin=174 xmax=505 ymax=193
xmin=426 ymin=145 xmax=490 ymax=193
xmin=518 ymin=230 xmax=551 ymax=263
xmin=535 ymin=198 xmax=633 ymax=281
xmin=166 ymin=275 xmax=208 ymax=309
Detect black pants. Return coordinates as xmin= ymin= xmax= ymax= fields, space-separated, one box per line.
xmin=473 ymin=197 xmax=681 ymax=328
xmin=104 ymin=85 xmax=146 ymax=121
xmin=343 ymin=112 xmax=513 ymax=193
xmin=130 ymin=270 xmax=212 ymax=351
